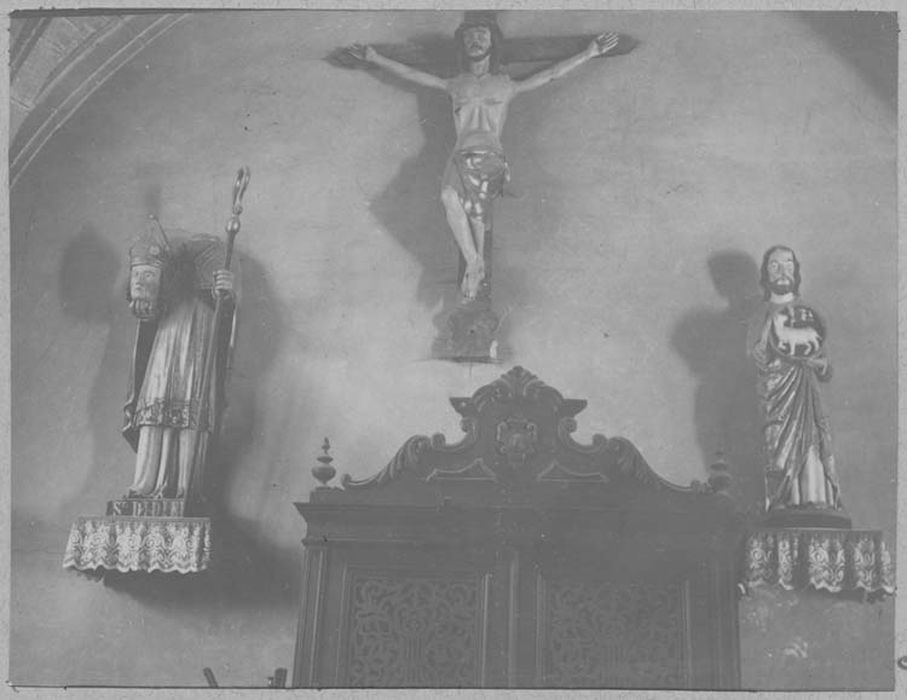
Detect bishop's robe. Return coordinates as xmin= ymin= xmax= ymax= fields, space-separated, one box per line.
xmin=123 ymin=234 xmax=237 ymax=501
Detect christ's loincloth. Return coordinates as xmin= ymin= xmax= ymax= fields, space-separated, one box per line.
xmin=442 ymin=149 xmax=509 ymax=224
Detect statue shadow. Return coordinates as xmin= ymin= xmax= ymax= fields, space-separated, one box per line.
xmin=60 ymin=225 xmax=133 ymax=508
xmin=671 ymin=250 xmax=765 ymax=523
xmin=59 ymin=225 xmax=121 ymax=324
xmin=92 ymin=512 xmax=297 ymax=615
xmin=204 ymin=251 xmax=284 ymax=505
xmin=201 ymin=250 xmax=301 ymax=601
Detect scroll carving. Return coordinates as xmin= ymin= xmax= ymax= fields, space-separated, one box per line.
xmin=343 ymin=572 xmax=484 ymax=686
xmin=342 ymin=435 xmax=434 ymax=489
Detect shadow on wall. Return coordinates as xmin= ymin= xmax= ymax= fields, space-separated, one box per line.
xmin=672 ymin=250 xmax=764 ymax=521
xmin=89 ymin=510 xmax=296 ymax=614
xmin=60 ymin=225 xmax=122 ymax=323
xmin=60 ymin=225 xmax=134 ymax=506
xmin=796 ymin=11 xmax=897 ymax=112
xmin=347 ymin=38 xmax=460 ymax=344
xmin=204 ymin=250 xmax=298 ymax=602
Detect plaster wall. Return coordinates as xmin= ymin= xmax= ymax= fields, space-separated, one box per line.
xmin=10 ymin=10 xmax=896 ymax=688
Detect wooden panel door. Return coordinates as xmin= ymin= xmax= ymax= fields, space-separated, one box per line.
xmin=297 ymin=541 xmax=516 ymax=687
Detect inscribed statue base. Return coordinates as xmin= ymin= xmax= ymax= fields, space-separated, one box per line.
xmin=107 ymin=497 xmax=186 ymax=517
xmin=63 ymin=514 xmax=211 ymax=575
xmin=763 ymin=506 xmax=852 ymax=530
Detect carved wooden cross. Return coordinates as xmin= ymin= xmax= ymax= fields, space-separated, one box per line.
xmin=330 ymin=11 xmax=635 ymax=360
xmin=330 ymin=11 xmax=635 ymax=287
xmin=329 ymin=11 xmax=636 ymax=75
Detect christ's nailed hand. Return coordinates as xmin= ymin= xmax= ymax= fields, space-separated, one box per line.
xmin=346 ymin=43 xmax=377 ymax=63
xmin=590 ymin=32 xmax=620 ymax=57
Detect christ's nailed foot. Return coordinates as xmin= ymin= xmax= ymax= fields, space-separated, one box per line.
xmin=461 ymin=259 xmax=485 ymax=300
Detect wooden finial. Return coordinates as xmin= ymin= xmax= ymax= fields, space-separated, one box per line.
xmin=313 ymin=437 xmax=336 ymax=487
xmin=708 ymin=450 xmax=731 ymax=494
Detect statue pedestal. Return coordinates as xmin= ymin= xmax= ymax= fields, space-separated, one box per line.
xmin=63 ymin=514 xmax=211 ymax=575
xmin=762 ymin=506 xmax=852 ymax=530
xmin=435 ymin=296 xmax=501 ymax=363
xmin=433 ymin=226 xmax=505 ymax=363
xmin=63 ymin=497 xmax=212 ymax=576
xmin=743 ymin=527 xmax=893 ymax=596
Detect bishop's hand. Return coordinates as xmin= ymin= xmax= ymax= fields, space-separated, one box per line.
xmin=346 ymin=43 xmax=377 ymax=63
xmin=588 ymin=32 xmax=620 ymax=58
xmin=214 ymin=269 xmax=235 ymax=299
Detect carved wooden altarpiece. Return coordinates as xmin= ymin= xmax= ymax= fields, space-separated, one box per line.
xmin=293 ymin=367 xmax=743 ymax=689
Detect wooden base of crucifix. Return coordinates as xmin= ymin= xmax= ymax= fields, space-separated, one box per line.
xmin=433 ymin=219 xmax=502 ymax=363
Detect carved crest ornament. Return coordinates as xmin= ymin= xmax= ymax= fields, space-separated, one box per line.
xmin=339 ymin=366 xmax=713 ymax=496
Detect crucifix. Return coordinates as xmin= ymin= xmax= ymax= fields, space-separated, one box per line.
xmin=336 ymin=11 xmax=634 ymax=361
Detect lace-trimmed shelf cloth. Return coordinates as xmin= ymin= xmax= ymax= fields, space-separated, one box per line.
xmin=744 ymin=528 xmax=894 ymax=595
xmin=63 ymin=515 xmax=211 ymax=574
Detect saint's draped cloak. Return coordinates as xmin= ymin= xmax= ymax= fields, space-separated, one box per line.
xmin=122 ymin=234 xmax=238 ymax=454
xmin=746 ymin=298 xmax=842 ymax=511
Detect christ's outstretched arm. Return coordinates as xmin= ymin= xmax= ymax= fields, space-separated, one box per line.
xmin=514 ymin=32 xmax=619 ymax=94
xmin=346 ymin=43 xmax=447 ymax=90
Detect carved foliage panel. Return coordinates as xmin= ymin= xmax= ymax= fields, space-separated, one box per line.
xmin=539 ymin=576 xmax=691 ymax=688
xmin=340 ymin=568 xmax=488 ymax=687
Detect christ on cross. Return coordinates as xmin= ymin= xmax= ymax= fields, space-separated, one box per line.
xmin=347 ymin=17 xmax=620 ymax=300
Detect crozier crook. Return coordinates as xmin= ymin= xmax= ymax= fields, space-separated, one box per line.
xmin=200 ymin=166 xmax=250 ymax=442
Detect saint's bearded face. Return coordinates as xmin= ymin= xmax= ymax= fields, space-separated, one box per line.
xmin=129 ymin=263 xmax=163 ymax=320
xmin=462 ymin=26 xmax=493 ymax=62
xmin=765 ymin=248 xmax=797 ymax=295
